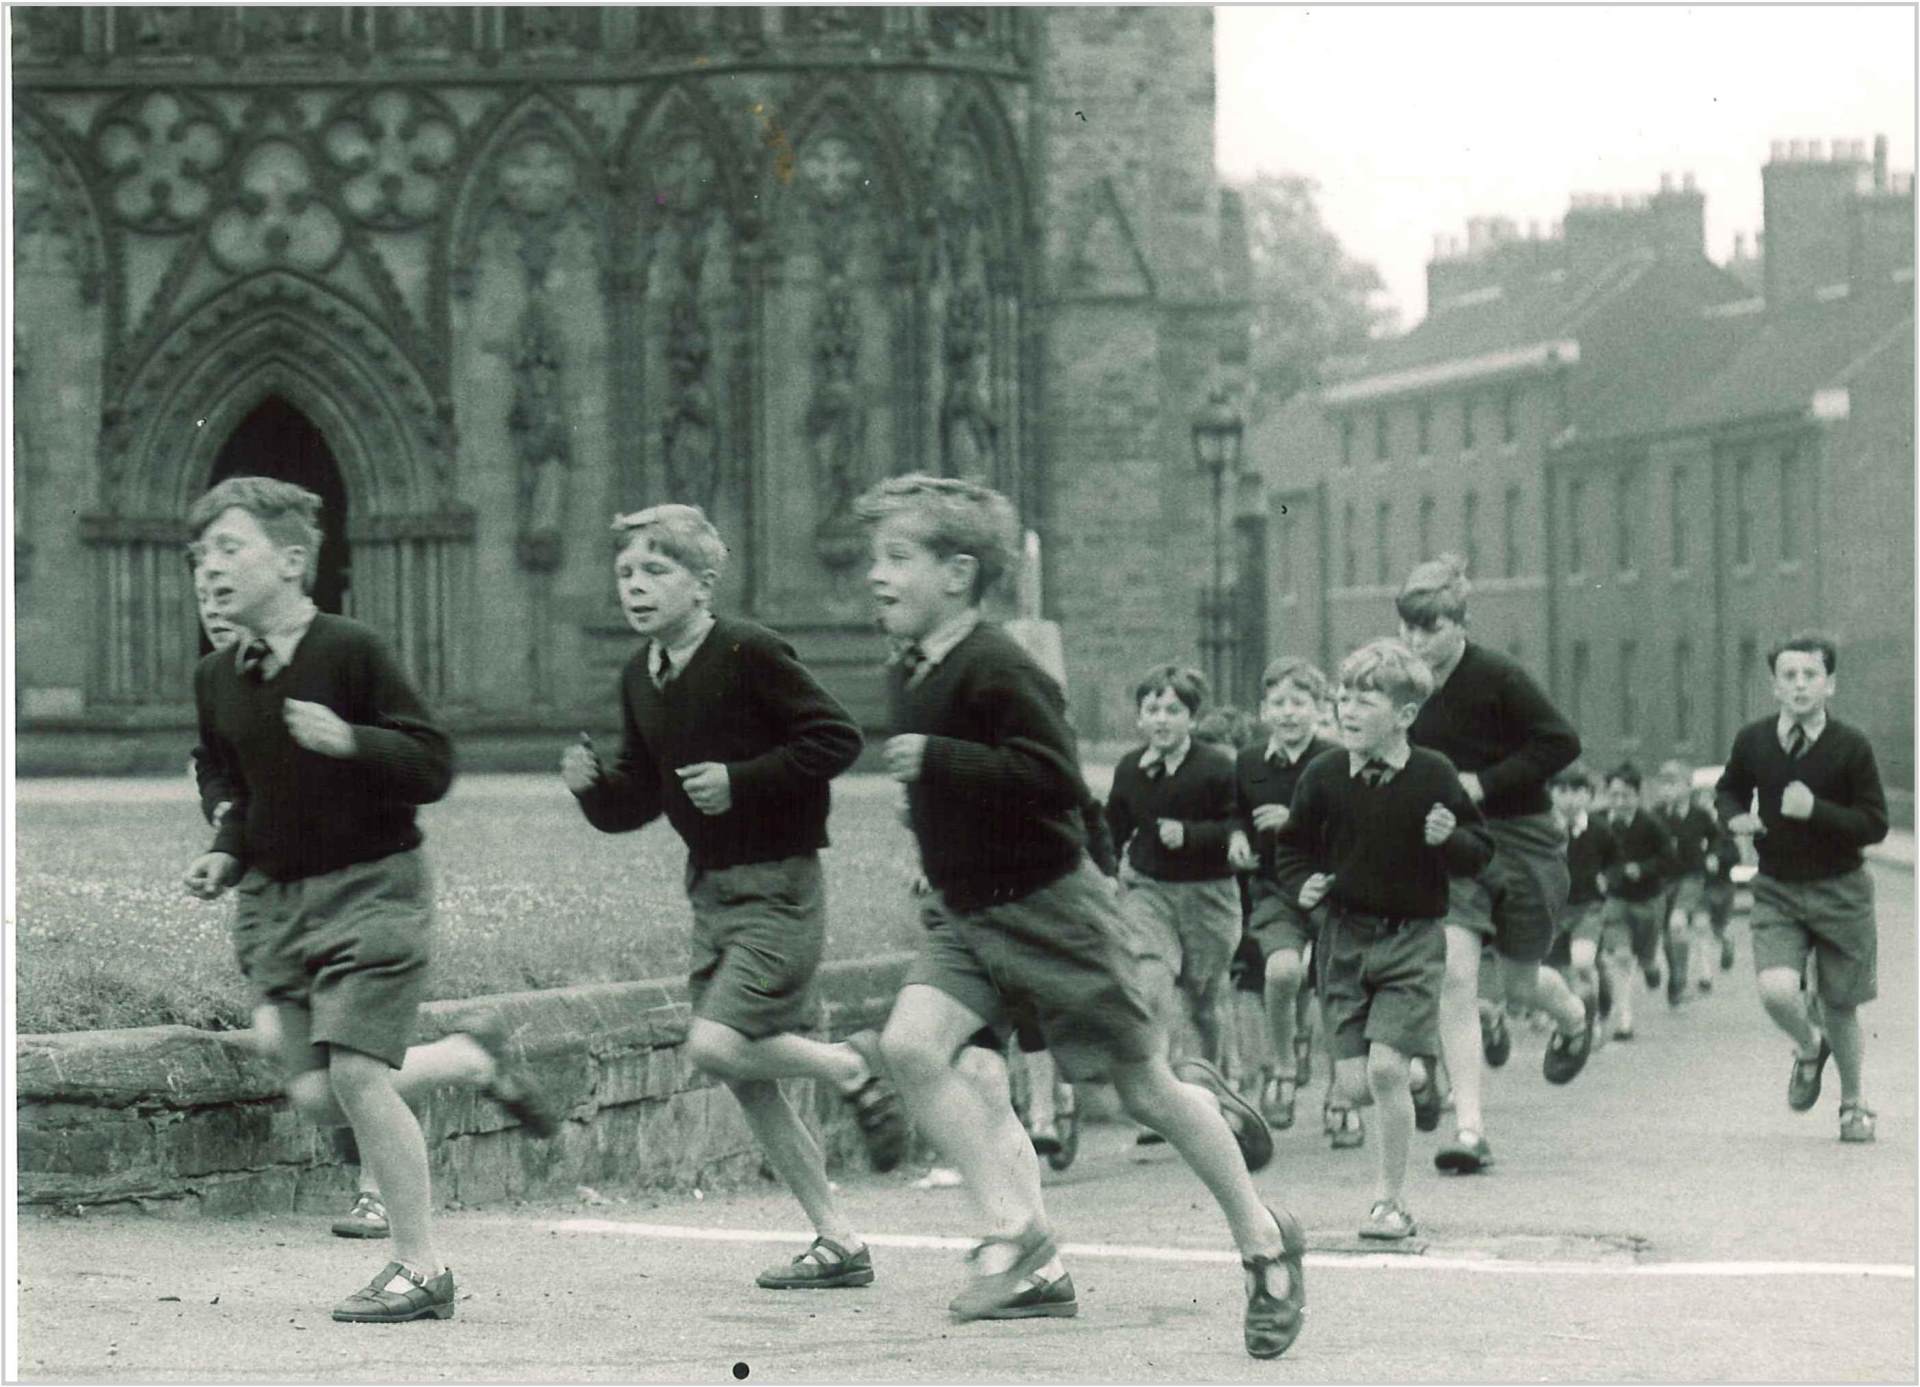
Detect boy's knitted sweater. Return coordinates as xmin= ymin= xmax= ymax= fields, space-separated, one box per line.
xmin=1409 ymin=642 xmax=1580 ymax=820
xmin=1715 ymin=716 xmax=1887 ymax=882
xmin=1107 ymin=740 xmax=1238 ymax=881
xmin=195 ymin=613 xmax=453 ymax=880
xmin=890 ymin=621 xmax=1088 ymax=910
xmin=1601 ymin=810 xmax=1672 ymax=902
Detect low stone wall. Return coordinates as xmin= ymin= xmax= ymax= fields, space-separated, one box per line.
xmin=16 ymin=955 xmax=913 ymax=1216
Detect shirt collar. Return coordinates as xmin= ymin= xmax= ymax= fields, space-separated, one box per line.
xmin=913 ymin=609 xmax=980 ymax=670
xmin=1777 ymin=710 xmax=1828 ymax=750
xmin=234 ymin=597 xmax=318 ymax=673
xmin=1347 ymin=740 xmax=1411 ymax=780
xmin=1265 ymin=735 xmax=1316 ymax=766
xmin=649 ymin=612 xmax=716 ymax=682
xmin=1565 ymin=809 xmax=1590 ymax=836
xmin=1141 ymin=736 xmax=1192 ymax=778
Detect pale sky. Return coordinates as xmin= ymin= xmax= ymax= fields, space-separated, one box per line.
xmin=1215 ymin=4 xmax=1918 ymax=326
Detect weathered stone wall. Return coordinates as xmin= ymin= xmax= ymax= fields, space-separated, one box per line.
xmin=17 ymin=956 xmax=911 ymax=1215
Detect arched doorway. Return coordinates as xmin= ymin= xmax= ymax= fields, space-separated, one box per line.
xmin=207 ymin=397 xmax=351 ymax=614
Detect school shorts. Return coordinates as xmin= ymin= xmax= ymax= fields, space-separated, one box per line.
xmin=907 ymin=862 xmax=1165 ymax=1083
xmin=1600 ymin=896 xmax=1663 ymax=969
xmin=1319 ymin=909 xmax=1445 ymax=1062
xmin=1704 ymin=880 xmax=1735 ymax=931
xmin=1663 ymin=873 xmax=1708 ymax=922
xmin=1444 ymin=813 xmax=1570 ymax=965
xmin=1749 ymin=868 xmax=1877 ymax=1008
xmin=685 ymin=854 xmax=825 ymax=1041
xmin=1565 ymin=899 xmax=1606 ymax=950
xmin=1117 ymin=873 xmax=1241 ymax=997
xmin=230 ymin=849 xmax=433 ymax=1070
xmin=1247 ymin=874 xmax=1315 ymax=958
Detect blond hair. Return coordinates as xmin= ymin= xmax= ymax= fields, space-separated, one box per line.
xmin=854 ymin=473 xmax=1018 ymax=603
xmin=1396 ymin=553 xmax=1471 ymax=627
xmin=1338 ymin=637 xmax=1435 ymax=709
xmin=611 ymin=503 xmax=729 ymax=577
xmin=185 ymin=476 xmax=323 ymax=591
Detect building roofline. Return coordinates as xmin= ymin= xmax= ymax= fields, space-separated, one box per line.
xmin=1320 ymin=339 xmax=1579 ymax=407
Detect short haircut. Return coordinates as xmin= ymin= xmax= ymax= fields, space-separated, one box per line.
xmin=1395 ymin=553 xmax=1471 ymax=628
xmin=1606 ymin=761 xmax=1643 ymax=791
xmin=1135 ymin=663 xmax=1209 ymax=716
xmin=1767 ymin=631 xmax=1839 ymax=677
xmin=186 ymin=476 xmax=323 ymax=592
xmin=1656 ymin=758 xmax=1691 ymax=783
xmin=1261 ymin=656 xmax=1331 ymax=703
xmin=1337 ymin=637 xmax=1434 ymax=708
xmin=854 ymin=473 xmax=1018 ymax=603
xmin=611 ymin=503 xmax=729 ymax=578
xmin=1195 ymin=706 xmax=1258 ymax=750
xmin=1550 ymin=761 xmax=1596 ymax=790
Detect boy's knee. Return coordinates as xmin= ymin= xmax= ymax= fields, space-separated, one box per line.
xmin=1755 ymin=968 xmax=1804 ymax=1008
xmin=285 ymin=1070 xmax=338 ymax=1123
xmin=1366 ymin=1046 xmax=1410 ymax=1090
xmin=1113 ymin=1063 xmax=1174 ymax=1124
xmin=325 ymin=1051 xmax=393 ymax=1107
xmin=685 ymin=1028 xmax=744 ymax=1081
xmin=879 ymin=1020 xmax=945 ymax=1085
xmin=1264 ymin=951 xmax=1304 ymax=992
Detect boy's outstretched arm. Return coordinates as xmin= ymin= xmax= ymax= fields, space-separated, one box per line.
xmin=916 ymin=661 xmax=1083 ymax=813
xmin=722 ymin=632 xmax=863 ymax=803
xmin=1799 ymin=739 xmax=1889 ymax=847
xmin=1436 ymin=775 xmax=1494 ymax=876
xmin=573 ymin=671 xmax=666 ymax=832
xmin=342 ymin=636 xmax=455 ymax=805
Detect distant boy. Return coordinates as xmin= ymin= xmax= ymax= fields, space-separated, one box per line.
xmin=1272 ymin=639 xmax=1493 ymax=1240
xmin=1717 ymin=634 xmax=1888 ymax=1142
xmin=1695 ymin=777 xmax=1742 ymax=973
xmin=1108 ymin=665 xmax=1242 ymax=1067
xmin=1597 ymin=763 xmax=1673 ymax=1042
xmin=562 ymin=503 xmax=907 ymax=1290
xmin=183 ymin=476 xmax=556 ymax=1324
xmin=1549 ymin=765 xmax=1616 ymax=1030
xmin=1226 ymin=659 xmax=1343 ymax=1137
xmin=1653 ymin=759 xmax=1718 ymax=1001
xmin=861 ymin=474 xmax=1304 ymax=1358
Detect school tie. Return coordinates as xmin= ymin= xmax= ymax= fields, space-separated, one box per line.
xmin=1359 ymin=759 xmax=1389 ymax=787
xmin=651 ymin=648 xmax=675 ymax=690
xmin=898 ymin=641 xmax=930 ymax=686
xmin=238 ymin=637 xmax=273 ymax=682
xmin=1145 ymin=759 xmax=1168 ymax=782
xmin=1786 ymin=724 xmax=1808 ymax=759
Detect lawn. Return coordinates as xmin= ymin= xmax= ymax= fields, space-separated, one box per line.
xmin=13 ymin=774 xmax=929 ymax=1035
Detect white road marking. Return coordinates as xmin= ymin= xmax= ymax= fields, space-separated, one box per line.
xmin=538 ymin=1218 xmax=1915 ymax=1280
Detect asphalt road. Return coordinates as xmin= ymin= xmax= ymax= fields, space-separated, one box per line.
xmin=13 ymin=857 xmax=1915 ymax=1383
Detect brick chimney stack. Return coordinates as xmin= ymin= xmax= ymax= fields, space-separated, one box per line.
xmin=1761 ymin=136 xmax=1872 ymax=304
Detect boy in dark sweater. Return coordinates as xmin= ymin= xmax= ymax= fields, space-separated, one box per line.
xmin=1225 ymin=658 xmax=1348 ymax=1140
xmin=1694 ymin=778 xmax=1743 ymax=973
xmin=1397 ymin=555 xmax=1591 ymax=1175
xmin=861 ymin=474 xmax=1304 ymax=1357
xmin=1597 ymin=763 xmax=1674 ymax=1041
xmin=1107 ymin=665 xmax=1242 ymax=1068
xmin=1550 ymin=764 xmax=1617 ymax=1031
xmin=1654 ymin=759 xmax=1719 ymax=1002
xmin=1273 ymin=639 xmax=1493 ymax=1240
xmin=1717 ymin=633 xmax=1888 ymax=1142
xmin=562 ymin=503 xmax=904 ymax=1290
xmin=183 ymin=477 xmax=554 ymax=1324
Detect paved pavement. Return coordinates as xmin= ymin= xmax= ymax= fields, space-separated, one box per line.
xmin=13 ymin=860 xmax=1916 ymax=1383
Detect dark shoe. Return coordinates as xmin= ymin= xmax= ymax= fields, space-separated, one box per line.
xmin=331 ymin=1262 xmax=455 ymax=1323
xmin=1293 ymin=1032 xmax=1313 ymax=1083
xmin=1480 ymin=1009 xmax=1511 ymax=1069
xmin=1611 ymin=1024 xmax=1635 ymax=1042
xmin=1243 ymin=1205 xmax=1307 ymax=1359
xmin=1839 ymin=1100 xmax=1877 ymax=1144
xmin=1260 ymin=1074 xmax=1297 ymax=1130
xmin=1047 ymin=1085 xmax=1081 ymax=1172
xmin=965 ymin=1271 xmax=1078 ymax=1320
xmin=1359 ymin=1199 xmax=1417 ymax=1241
xmin=756 ymin=1236 xmax=875 ymax=1290
xmin=1643 ymin=964 xmax=1663 ymax=991
xmin=1329 ymin=1106 xmax=1366 ymax=1150
xmin=843 ymin=1030 xmax=908 ymax=1173
xmin=1698 ymin=977 xmax=1713 ymax=995
xmin=1435 ymin=1129 xmax=1494 ymax=1174
xmin=1134 ymin=1128 xmax=1167 ymax=1147
xmin=469 ymin=1012 xmax=562 ymax=1138
xmin=1410 ymin=1068 xmax=1442 ymax=1133
xmin=950 ymin=1223 xmax=1058 ymax=1321
xmin=1788 ymin=1036 xmax=1831 ymax=1112
xmin=1666 ymin=970 xmax=1686 ymax=1008
xmin=1596 ymin=970 xmax=1614 ymax=1020
xmin=1720 ymin=936 xmax=1736 ymax=972
xmin=1028 ymin=1124 xmax=1062 ymax=1157
xmin=331 ymin=1191 xmax=390 ymax=1240
xmin=1174 ymin=1056 xmax=1275 ymax=1173
xmin=1542 ymin=1005 xmax=1593 ymax=1086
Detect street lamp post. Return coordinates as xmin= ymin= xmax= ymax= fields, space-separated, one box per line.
xmin=1192 ymin=386 xmax=1246 ymax=703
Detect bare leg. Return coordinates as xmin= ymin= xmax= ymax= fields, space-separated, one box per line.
xmin=1364 ymin=1047 xmax=1414 ymax=1206
xmin=726 ymin=1077 xmax=857 ymax=1246
xmin=1437 ymin=925 xmax=1487 ymax=1137
xmin=1757 ymin=965 xmax=1822 ymax=1054
xmin=1263 ymin=950 xmax=1306 ymax=1084
xmin=1498 ymin=954 xmax=1586 ymax=1034
xmin=1824 ymin=1002 xmax=1865 ymax=1104
xmin=1604 ymin=942 xmax=1639 ymax=1033
xmin=685 ymin=1019 xmax=868 ymax=1091
xmin=328 ymin=1049 xmax=437 ymax=1277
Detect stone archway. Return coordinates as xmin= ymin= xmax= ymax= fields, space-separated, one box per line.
xmin=207 ymin=396 xmax=352 ymax=617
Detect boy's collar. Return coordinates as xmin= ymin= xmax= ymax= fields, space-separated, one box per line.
xmin=649 ymin=611 xmax=716 ymax=674
xmin=905 ymin=609 xmax=979 ymax=668
xmin=1265 ymin=732 xmax=1316 ymax=764
xmin=1346 ymin=737 xmax=1410 ymax=778
xmin=1141 ymin=735 xmax=1192 ymax=775
xmin=1777 ymin=708 xmax=1829 ymax=746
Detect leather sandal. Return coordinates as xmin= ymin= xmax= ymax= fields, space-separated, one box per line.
xmin=843 ymin=1030 xmax=908 ymax=1173
xmin=1839 ymin=1100 xmax=1877 ymax=1144
xmin=756 ymin=1235 xmax=875 ymax=1289
xmin=949 ymin=1223 xmax=1059 ymax=1321
xmin=1788 ymin=1035 xmax=1831 ymax=1112
xmin=468 ymin=1012 xmax=562 ymax=1138
xmin=331 ymin=1262 xmax=456 ymax=1323
xmin=1243 ymin=1205 xmax=1307 ymax=1359
xmin=330 ymin=1191 xmax=390 ymax=1240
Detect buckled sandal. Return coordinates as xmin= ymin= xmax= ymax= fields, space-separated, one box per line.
xmin=1243 ymin=1205 xmax=1307 ymax=1359
xmin=1839 ymin=1100 xmax=1877 ymax=1144
xmin=1174 ymin=1056 xmax=1275 ymax=1173
xmin=1260 ymin=1073 xmax=1297 ymax=1130
xmin=330 ymin=1191 xmax=390 ymax=1240
xmin=756 ymin=1235 xmax=875 ymax=1289
xmin=949 ymin=1223 xmax=1059 ymax=1321
xmin=331 ymin=1262 xmax=455 ymax=1323
xmin=1788 ymin=1035 xmax=1831 ymax=1113
xmin=843 ymin=1030 xmax=907 ymax=1173
xmin=468 ymin=1011 xmax=562 ymax=1139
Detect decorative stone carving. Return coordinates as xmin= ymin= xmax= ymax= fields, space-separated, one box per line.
xmin=507 ymin=302 xmax=571 ymax=572
xmin=324 ymin=89 xmax=461 ymax=229
xmin=929 ymin=8 xmax=992 ymax=49
xmin=511 ymin=7 xmax=589 ymax=52
xmin=800 ymin=130 xmax=873 ymax=572
xmin=93 ymin=91 xmax=230 ymax=230
xmin=12 ymin=125 xmax=104 ymax=302
xmin=661 ymin=300 xmax=718 ymax=509
xmin=237 ymin=8 xmax=333 ymax=57
xmin=208 ymin=140 xmax=345 ymax=273
xmin=11 ymin=8 xmax=80 ymax=65
xmin=14 ymin=340 xmax=34 ymax=586
xmin=130 ymin=9 xmax=203 ymax=56
xmin=940 ymin=287 xmax=996 ymax=480
xmin=786 ymin=7 xmax=881 ymax=42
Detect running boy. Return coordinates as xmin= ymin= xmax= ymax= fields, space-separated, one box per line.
xmin=1226 ymin=659 xmax=1342 ymax=1136
xmin=1653 ymin=760 xmax=1718 ymax=1002
xmin=183 ymin=476 xmax=556 ymax=1324
xmin=1597 ymin=763 xmax=1672 ymax=1042
xmin=1695 ymin=776 xmax=1742 ymax=973
xmin=1272 ymin=639 xmax=1493 ymax=1240
xmin=1717 ymin=634 xmax=1888 ymax=1142
xmin=861 ymin=474 xmax=1304 ymax=1357
xmin=1107 ymin=666 xmax=1243 ymax=1068
xmin=1550 ymin=765 xmax=1616 ymax=1030
xmin=562 ymin=503 xmax=906 ymax=1289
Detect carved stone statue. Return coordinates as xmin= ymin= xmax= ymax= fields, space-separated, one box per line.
xmin=661 ymin=298 xmax=718 ymax=508
xmin=940 ymin=287 xmax=996 ymax=480
xmin=508 ymin=304 xmax=570 ymax=572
